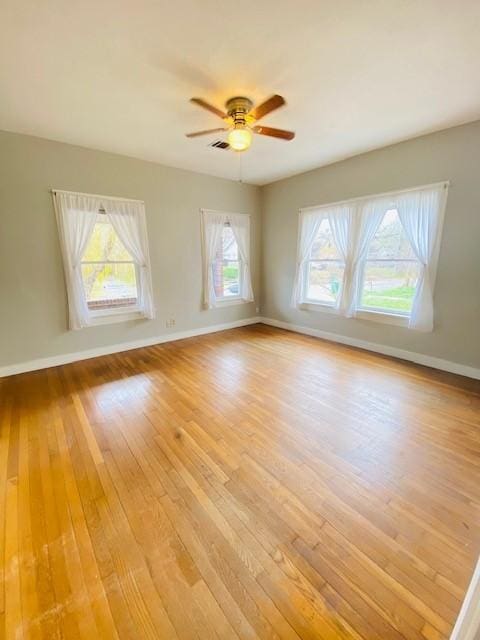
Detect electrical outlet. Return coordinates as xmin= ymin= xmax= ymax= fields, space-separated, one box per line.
xmin=166 ymin=318 xmax=176 ymax=328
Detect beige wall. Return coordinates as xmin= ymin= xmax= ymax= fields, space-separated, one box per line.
xmin=261 ymin=121 xmax=480 ymax=369
xmin=0 ymin=130 xmax=261 ymax=368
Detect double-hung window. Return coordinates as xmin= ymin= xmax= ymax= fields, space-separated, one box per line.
xmin=293 ymin=182 xmax=448 ymax=331
xmin=81 ymin=213 xmax=140 ymax=313
xmin=303 ymin=217 xmax=345 ymax=307
xmin=358 ymin=209 xmax=421 ymax=316
xmin=54 ymin=190 xmax=155 ymax=329
xmin=213 ymin=223 xmax=242 ymax=300
xmin=201 ymin=209 xmax=254 ymax=308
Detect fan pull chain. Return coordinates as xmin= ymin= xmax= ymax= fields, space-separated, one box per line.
xmin=238 ymin=152 xmax=243 ymax=183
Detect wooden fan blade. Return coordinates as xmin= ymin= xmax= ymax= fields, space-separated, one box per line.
xmin=190 ymin=98 xmax=227 ymax=119
xmin=185 ymin=128 xmax=227 ymax=138
xmin=252 ymin=125 xmax=295 ymax=140
xmin=249 ymin=95 xmax=285 ymax=121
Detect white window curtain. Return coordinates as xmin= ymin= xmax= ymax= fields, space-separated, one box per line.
xmin=201 ymin=209 xmax=254 ymax=308
xmin=291 ymin=205 xmax=355 ymax=310
xmin=291 ymin=210 xmax=324 ymax=307
xmin=201 ymin=210 xmax=228 ymax=309
xmin=327 ymin=204 xmax=356 ymax=313
xmin=345 ymin=197 xmax=392 ymax=318
xmin=395 ymin=185 xmax=446 ymax=331
xmin=293 ymin=182 xmax=447 ymax=329
xmin=53 ymin=190 xmax=155 ymax=329
xmin=53 ymin=192 xmax=101 ymax=329
xmin=228 ymin=212 xmax=254 ymax=304
xmin=103 ymin=199 xmax=156 ymax=321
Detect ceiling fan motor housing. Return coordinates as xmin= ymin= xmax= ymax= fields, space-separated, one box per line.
xmin=225 ymin=97 xmax=253 ymax=127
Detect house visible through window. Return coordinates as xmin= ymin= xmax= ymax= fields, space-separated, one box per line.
xmin=80 ymin=214 xmax=139 ymax=312
xmin=359 ymin=209 xmax=421 ymax=315
xmin=213 ymin=223 xmax=242 ymax=299
xmin=304 ymin=218 xmax=344 ymax=305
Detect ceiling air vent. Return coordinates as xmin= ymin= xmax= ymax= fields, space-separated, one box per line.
xmin=209 ymin=140 xmax=230 ymax=150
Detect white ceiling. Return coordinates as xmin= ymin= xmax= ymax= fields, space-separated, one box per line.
xmin=1 ymin=1 xmax=480 ymax=185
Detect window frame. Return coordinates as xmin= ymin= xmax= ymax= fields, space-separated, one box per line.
xmin=300 ymin=215 xmax=345 ymax=310
xmin=355 ymin=208 xmax=423 ymax=322
xmin=53 ymin=189 xmax=155 ymax=329
xmin=79 ymin=213 xmax=142 ymax=324
xmin=296 ymin=181 xmax=448 ymax=328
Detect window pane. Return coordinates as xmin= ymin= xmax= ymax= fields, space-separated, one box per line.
xmin=310 ymin=218 xmax=342 ymax=260
xmin=222 ymin=225 xmax=238 ymax=260
xmin=81 ymin=263 xmax=138 ymax=309
xmin=367 ymin=209 xmax=417 ymax=260
xmin=361 ymin=208 xmax=421 ymax=314
xmin=222 ymin=261 xmax=240 ymax=297
xmin=213 ymin=224 xmax=241 ymax=298
xmin=82 ymin=220 xmax=133 ymax=262
xmin=306 ymin=261 xmax=344 ymax=304
xmin=361 ymin=260 xmax=420 ymax=313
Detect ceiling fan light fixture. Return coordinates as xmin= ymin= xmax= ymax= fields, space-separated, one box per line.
xmin=227 ymin=126 xmax=252 ymax=152
xmin=187 ymin=94 xmax=294 ymax=151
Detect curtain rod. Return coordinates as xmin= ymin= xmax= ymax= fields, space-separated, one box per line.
xmin=299 ymin=180 xmax=450 ymax=213
xmin=50 ymin=188 xmax=144 ymax=204
xmin=200 ymin=208 xmax=250 ymax=217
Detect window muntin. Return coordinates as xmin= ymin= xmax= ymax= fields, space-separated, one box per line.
xmin=80 ymin=217 xmax=139 ymax=312
xmin=304 ymin=218 xmax=344 ymax=306
xmin=213 ymin=223 xmax=242 ymax=300
xmin=359 ymin=209 xmax=420 ymax=315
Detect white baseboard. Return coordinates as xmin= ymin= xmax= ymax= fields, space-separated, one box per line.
xmin=3 ymin=316 xmax=479 ymax=381
xmin=450 ymin=557 xmax=480 ymax=640
xmin=0 ymin=317 xmax=261 ymax=378
xmin=259 ymin=316 xmax=480 ymax=381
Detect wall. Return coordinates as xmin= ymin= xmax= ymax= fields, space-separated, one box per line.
xmin=261 ymin=121 xmax=480 ymax=369
xmin=2 ymin=121 xmax=479 ymax=373
xmin=0 ymin=130 xmax=261 ymax=369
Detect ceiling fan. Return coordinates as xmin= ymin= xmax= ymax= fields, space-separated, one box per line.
xmin=186 ymin=95 xmax=295 ymax=152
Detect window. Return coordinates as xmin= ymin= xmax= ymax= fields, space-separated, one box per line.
xmin=303 ymin=218 xmax=344 ymax=306
xmin=292 ymin=182 xmax=448 ymax=331
xmin=359 ymin=209 xmax=421 ymax=315
xmin=213 ymin=223 xmax=242 ymax=300
xmin=80 ymin=215 xmax=139 ymax=313
xmin=201 ymin=209 xmax=254 ymax=309
xmin=53 ymin=190 xmax=155 ymax=329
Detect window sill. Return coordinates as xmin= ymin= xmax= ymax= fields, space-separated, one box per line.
xmin=88 ymin=309 xmax=145 ymax=326
xmin=299 ymin=301 xmax=410 ymax=327
xmin=355 ymin=309 xmax=409 ymax=327
xmin=214 ymin=297 xmax=249 ymax=307
xmin=300 ymin=301 xmax=337 ymax=314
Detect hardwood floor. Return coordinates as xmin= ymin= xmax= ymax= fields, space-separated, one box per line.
xmin=1 ymin=324 xmax=479 ymax=639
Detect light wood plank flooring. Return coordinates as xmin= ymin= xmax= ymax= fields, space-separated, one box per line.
xmin=1 ymin=324 xmax=479 ymax=639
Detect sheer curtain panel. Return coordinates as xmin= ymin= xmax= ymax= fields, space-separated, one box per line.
xmin=291 ymin=210 xmax=324 ymax=307
xmin=327 ymin=204 xmax=356 ymax=313
xmin=201 ymin=210 xmax=228 ymax=308
xmin=103 ymin=199 xmax=155 ymax=320
xmin=228 ymin=213 xmax=254 ymax=303
xmin=396 ymin=185 xmax=447 ymax=331
xmin=345 ymin=197 xmax=391 ymax=318
xmin=53 ymin=192 xmax=100 ymax=329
